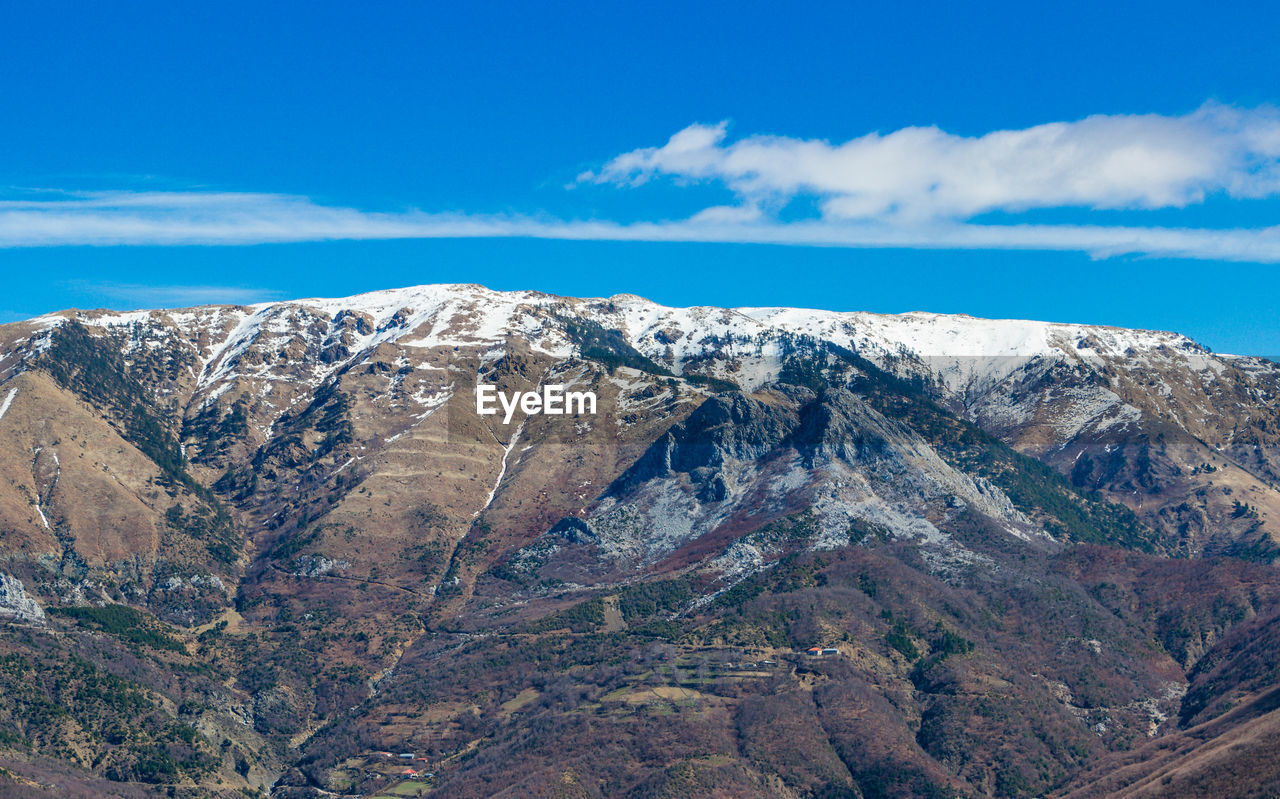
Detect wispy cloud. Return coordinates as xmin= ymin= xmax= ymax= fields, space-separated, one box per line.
xmin=4 ymin=105 xmax=1280 ymax=263
xmin=0 ymin=191 xmax=463 ymax=246
xmin=62 ymin=280 xmax=286 ymax=308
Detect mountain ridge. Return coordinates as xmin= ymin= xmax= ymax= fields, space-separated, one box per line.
xmin=16 ymin=281 xmax=1224 ymax=362
xmin=0 ymin=281 xmax=1277 ymax=797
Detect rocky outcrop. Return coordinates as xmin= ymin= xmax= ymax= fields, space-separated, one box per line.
xmin=608 ymin=390 xmax=797 ymax=499
xmin=0 ymin=573 xmax=44 ymax=624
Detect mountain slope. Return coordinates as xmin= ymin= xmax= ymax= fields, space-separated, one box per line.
xmin=0 ymin=282 xmax=1276 ymax=797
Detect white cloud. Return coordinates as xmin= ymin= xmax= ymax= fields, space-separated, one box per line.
xmin=586 ymin=104 xmax=1280 ymax=220
xmin=0 ymin=191 xmax=459 ymax=246
xmin=6 ymin=103 xmax=1280 ymax=267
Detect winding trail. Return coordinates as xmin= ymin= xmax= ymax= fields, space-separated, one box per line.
xmin=268 ymin=562 xmax=430 ymax=597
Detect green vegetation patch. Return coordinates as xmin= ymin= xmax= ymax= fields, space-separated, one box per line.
xmin=0 ymin=650 xmax=216 ymax=783
xmin=617 ymin=578 xmax=695 ymax=622
xmin=524 ymin=598 xmax=607 ymax=633
xmin=51 ymin=604 xmax=187 ymax=653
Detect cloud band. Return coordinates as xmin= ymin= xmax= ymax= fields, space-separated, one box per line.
xmin=4 ymin=104 xmax=1280 ymax=263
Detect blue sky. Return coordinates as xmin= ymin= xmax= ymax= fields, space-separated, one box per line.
xmin=2 ymin=0 xmax=1279 ymax=354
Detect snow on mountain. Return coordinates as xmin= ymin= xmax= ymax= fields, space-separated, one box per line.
xmin=1 ymin=280 xmax=1276 ymax=631
xmin=24 ymin=282 xmax=1203 ymax=355
xmin=8 ymin=282 xmax=1261 ymax=413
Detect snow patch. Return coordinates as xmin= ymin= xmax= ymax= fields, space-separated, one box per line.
xmin=0 ymin=387 xmax=17 ymax=422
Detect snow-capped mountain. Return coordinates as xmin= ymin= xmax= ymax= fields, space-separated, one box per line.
xmin=6 ymin=281 xmax=1275 ymax=518
xmin=6 ymin=282 xmax=1269 ymax=447
xmin=0 ymin=282 xmax=1270 ymax=621
xmin=1 ymin=282 xmax=1278 ymax=796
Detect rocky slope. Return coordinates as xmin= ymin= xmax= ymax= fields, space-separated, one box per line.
xmin=0 ymin=283 xmax=1276 ymax=797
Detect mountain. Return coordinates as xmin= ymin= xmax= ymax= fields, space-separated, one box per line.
xmin=0 ymin=283 xmax=1277 ymax=798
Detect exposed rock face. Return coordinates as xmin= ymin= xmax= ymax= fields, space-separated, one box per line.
xmin=792 ymin=388 xmax=903 ymax=468
xmin=609 ymin=390 xmax=799 ymax=497
xmin=0 ymin=574 xmax=44 ymax=623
